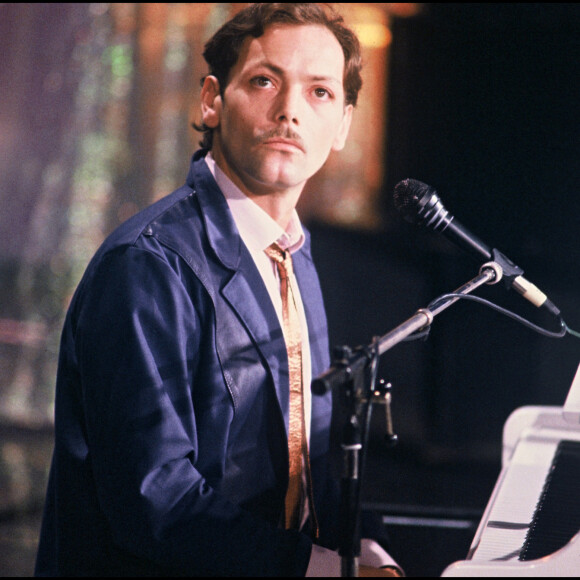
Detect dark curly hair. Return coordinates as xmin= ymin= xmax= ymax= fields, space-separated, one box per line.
xmin=193 ymin=3 xmax=363 ymax=149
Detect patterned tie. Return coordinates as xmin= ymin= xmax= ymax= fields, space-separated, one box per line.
xmin=265 ymin=243 xmax=317 ymax=534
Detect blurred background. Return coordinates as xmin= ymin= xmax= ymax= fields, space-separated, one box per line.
xmin=0 ymin=3 xmax=579 ymax=576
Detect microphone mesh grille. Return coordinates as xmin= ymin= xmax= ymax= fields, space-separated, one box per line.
xmin=393 ymin=179 xmax=435 ymax=224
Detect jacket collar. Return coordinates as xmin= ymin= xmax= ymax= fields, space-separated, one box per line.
xmin=187 ymin=149 xmax=314 ymax=269
xmin=187 ymin=149 xmax=243 ymax=271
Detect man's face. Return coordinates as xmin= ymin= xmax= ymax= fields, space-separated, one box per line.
xmin=202 ymin=24 xmax=353 ymax=200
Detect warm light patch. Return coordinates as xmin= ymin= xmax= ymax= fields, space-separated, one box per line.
xmin=353 ymin=22 xmax=392 ymax=49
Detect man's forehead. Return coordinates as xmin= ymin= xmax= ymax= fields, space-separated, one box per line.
xmin=235 ymin=23 xmax=345 ymax=78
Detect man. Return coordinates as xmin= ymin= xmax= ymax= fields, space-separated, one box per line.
xmin=35 ymin=4 xmax=401 ymax=576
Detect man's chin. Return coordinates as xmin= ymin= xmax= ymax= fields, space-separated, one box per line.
xmin=250 ymin=166 xmax=308 ymax=193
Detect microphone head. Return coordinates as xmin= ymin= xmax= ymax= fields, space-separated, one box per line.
xmin=393 ymin=178 xmax=451 ymax=232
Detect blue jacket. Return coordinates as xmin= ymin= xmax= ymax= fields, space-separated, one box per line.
xmin=35 ymin=151 xmax=335 ymax=576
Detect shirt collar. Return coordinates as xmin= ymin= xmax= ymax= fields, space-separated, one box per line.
xmin=205 ymin=151 xmax=305 ymax=254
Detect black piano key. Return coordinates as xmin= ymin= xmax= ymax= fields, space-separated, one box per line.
xmin=519 ymin=439 xmax=580 ymax=561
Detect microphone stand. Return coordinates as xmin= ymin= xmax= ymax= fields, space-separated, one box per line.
xmin=312 ymin=262 xmax=503 ymax=577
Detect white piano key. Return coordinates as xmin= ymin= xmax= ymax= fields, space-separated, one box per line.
xmin=471 ymin=439 xmax=558 ymax=561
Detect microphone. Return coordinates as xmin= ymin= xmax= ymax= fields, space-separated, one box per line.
xmin=393 ymin=178 xmax=560 ymax=317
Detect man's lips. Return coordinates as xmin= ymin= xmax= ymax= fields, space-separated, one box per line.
xmin=257 ymin=128 xmax=306 ymax=153
xmin=261 ymin=138 xmax=305 ymax=153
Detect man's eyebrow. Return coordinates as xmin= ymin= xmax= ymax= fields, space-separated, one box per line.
xmin=308 ymin=74 xmax=342 ymax=86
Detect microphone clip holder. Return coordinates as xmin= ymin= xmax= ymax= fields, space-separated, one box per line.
xmin=491 ymin=248 xmax=524 ymax=289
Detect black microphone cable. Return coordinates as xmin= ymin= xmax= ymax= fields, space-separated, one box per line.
xmin=426 ymin=292 xmax=575 ymax=339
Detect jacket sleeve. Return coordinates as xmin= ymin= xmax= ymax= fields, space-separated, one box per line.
xmin=72 ymin=243 xmax=311 ymax=576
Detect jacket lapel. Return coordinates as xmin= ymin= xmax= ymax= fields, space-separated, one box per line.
xmin=293 ymin=239 xmax=330 ymax=380
xmin=221 ymin=259 xmax=291 ymax=434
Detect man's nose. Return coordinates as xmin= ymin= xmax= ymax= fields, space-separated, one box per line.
xmin=275 ymin=85 xmax=302 ymax=125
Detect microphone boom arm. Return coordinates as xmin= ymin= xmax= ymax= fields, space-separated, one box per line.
xmin=312 ymin=262 xmax=501 ymax=396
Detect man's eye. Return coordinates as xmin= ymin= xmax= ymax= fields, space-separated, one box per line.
xmin=252 ymin=76 xmax=272 ymax=88
xmin=314 ymin=88 xmax=332 ymax=99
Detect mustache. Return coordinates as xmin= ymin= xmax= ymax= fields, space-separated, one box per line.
xmin=256 ymin=128 xmax=305 ymax=149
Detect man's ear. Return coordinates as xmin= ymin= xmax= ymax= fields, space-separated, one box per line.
xmin=331 ymin=104 xmax=354 ymax=152
xmin=201 ymin=75 xmax=222 ymax=129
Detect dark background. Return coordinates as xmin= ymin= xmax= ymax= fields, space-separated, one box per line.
xmin=311 ymin=4 xmax=580 ymax=576
xmin=1 ymin=4 xmax=579 ymax=577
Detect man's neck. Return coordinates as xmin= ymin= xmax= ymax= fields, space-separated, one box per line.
xmin=209 ymin=149 xmax=304 ymax=230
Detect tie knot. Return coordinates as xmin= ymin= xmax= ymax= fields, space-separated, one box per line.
xmin=265 ymin=243 xmax=293 ymax=278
